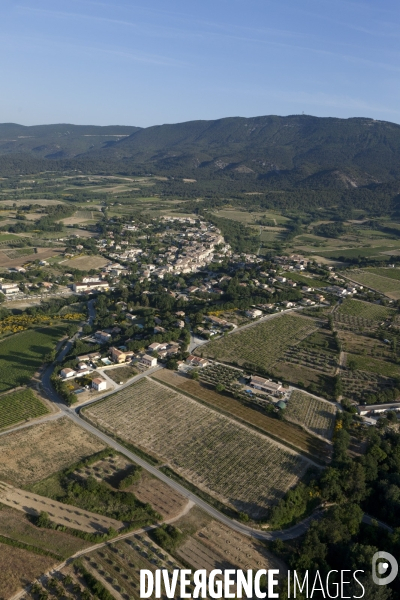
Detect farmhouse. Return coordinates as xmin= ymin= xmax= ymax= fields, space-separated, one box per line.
xmin=60 ymin=368 xmax=76 ymax=379
xmin=206 ymin=315 xmax=229 ymax=327
xmin=141 ymin=354 xmax=158 ymax=368
xmin=110 ymin=347 xmax=134 ymax=364
xmin=245 ymin=308 xmax=263 ymax=319
xmin=250 ymin=375 xmax=283 ymax=395
xmin=186 ymin=355 xmax=210 ymax=368
xmin=95 ymin=331 xmax=112 ymax=343
xmin=73 ymin=281 xmax=109 ymax=292
xmin=147 ymin=342 xmax=165 ymax=352
xmin=77 ymin=352 xmax=101 ymax=362
xmin=92 ymin=377 xmax=107 ymax=391
xmin=0 ymin=283 xmax=20 ymax=295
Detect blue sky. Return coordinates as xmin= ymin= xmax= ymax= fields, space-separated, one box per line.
xmin=1 ymin=0 xmax=399 ymax=126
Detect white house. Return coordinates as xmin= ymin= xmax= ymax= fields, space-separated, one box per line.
xmin=245 ymin=308 xmax=263 ymax=319
xmin=60 ymin=368 xmax=76 ymax=379
xmin=141 ymin=354 xmax=158 ymax=368
xmin=250 ymin=375 xmax=282 ymax=395
xmin=92 ymin=377 xmax=107 ymax=391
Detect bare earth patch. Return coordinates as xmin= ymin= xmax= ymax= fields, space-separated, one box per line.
xmin=0 ymin=417 xmax=106 ymax=486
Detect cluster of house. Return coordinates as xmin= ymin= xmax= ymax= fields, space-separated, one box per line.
xmin=274 ymin=254 xmax=309 ymax=270
xmin=60 ymin=365 xmax=108 ymax=392
xmin=325 ymin=284 xmax=361 ymax=297
xmin=101 ymin=219 xmax=230 ymax=280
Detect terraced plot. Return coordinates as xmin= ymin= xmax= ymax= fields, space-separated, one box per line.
xmin=197 ymin=314 xmax=317 ymax=370
xmin=83 ymin=378 xmax=310 ymax=518
xmin=285 ymin=391 xmax=337 ymax=440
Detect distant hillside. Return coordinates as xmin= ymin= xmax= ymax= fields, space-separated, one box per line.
xmin=1 ymin=115 xmax=400 ymax=213
xmin=87 ymin=114 xmax=400 ymax=184
xmin=0 ymin=123 xmax=140 ymax=159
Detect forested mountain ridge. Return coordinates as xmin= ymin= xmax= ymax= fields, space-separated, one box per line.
xmin=1 ymin=115 xmax=400 ymax=212
xmin=0 ymin=123 xmax=140 ymax=159
xmin=2 ymin=115 xmax=400 ymax=184
xmin=90 ymin=114 xmax=400 ymax=183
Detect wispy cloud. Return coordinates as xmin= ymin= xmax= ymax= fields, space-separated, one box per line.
xmin=0 ymin=31 xmax=188 ymax=67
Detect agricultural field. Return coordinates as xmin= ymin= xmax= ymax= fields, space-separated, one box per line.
xmin=0 ymin=417 xmax=106 ymax=486
xmin=0 ymin=325 xmax=70 ymax=392
xmin=0 ymin=543 xmax=55 ymax=600
xmin=61 ymin=452 xmax=188 ymax=520
xmin=82 ymin=533 xmax=184 ymax=600
xmin=152 ymin=369 xmax=332 ymax=461
xmin=340 ymin=369 xmax=396 ymax=404
xmin=344 ymin=353 xmax=400 ymax=378
xmin=285 ymin=391 xmax=337 ymax=440
xmin=83 ymin=378 xmax=311 ymax=519
xmin=337 ymin=298 xmax=394 ymax=321
xmin=0 ymin=506 xmax=90 ymax=559
xmin=283 ymin=330 xmax=338 ymax=376
xmin=367 ymin=267 xmax=400 ymax=281
xmin=178 ymin=518 xmax=281 ymax=574
xmin=0 ymin=481 xmax=123 ymax=534
xmin=197 ymin=313 xmax=317 ymax=371
xmin=0 ymin=388 xmax=49 ymax=430
xmin=0 ymin=247 xmax=65 ymax=269
xmin=62 ymin=255 xmax=109 ymax=270
xmin=342 ymin=268 xmax=400 ymax=298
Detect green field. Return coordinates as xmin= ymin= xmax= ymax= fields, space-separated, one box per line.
xmin=0 ymin=233 xmax=20 ymax=242
xmin=0 ymin=389 xmax=48 ymax=430
xmin=346 ymin=353 xmax=400 ymax=378
xmin=319 ymin=247 xmax=394 ymax=259
xmin=198 ymin=314 xmax=317 ymax=370
xmin=0 ymin=325 xmax=68 ymax=392
xmin=343 ymin=269 xmax=400 ymax=295
xmin=337 ymin=298 xmax=394 ymax=321
xmin=367 ymin=267 xmax=400 ymax=281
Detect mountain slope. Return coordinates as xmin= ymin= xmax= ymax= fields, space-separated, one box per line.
xmin=0 ymin=123 xmax=141 ymax=159
xmin=87 ymin=114 xmax=400 ymax=183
